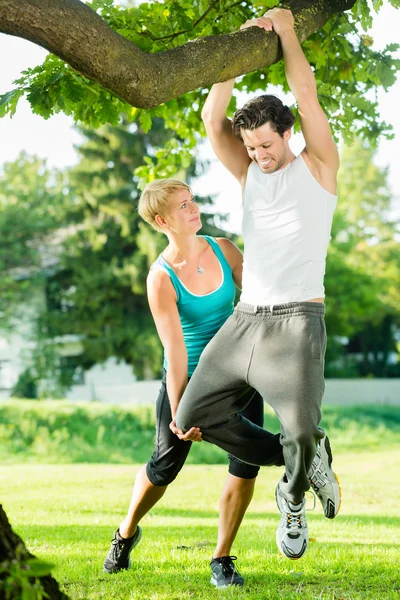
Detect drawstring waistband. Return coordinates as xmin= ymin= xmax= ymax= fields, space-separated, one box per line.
xmin=235 ymin=301 xmax=325 ymax=319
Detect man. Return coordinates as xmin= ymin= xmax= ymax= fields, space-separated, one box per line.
xmin=175 ymin=8 xmax=341 ymax=564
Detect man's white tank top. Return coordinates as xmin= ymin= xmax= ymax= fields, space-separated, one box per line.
xmin=240 ymin=153 xmax=337 ymax=306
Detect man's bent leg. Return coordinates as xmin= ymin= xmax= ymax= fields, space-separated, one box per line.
xmin=176 ymin=314 xmax=283 ymax=467
xmin=247 ymin=303 xmax=326 ymax=504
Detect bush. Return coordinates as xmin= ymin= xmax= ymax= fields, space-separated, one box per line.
xmin=0 ymin=401 xmax=399 ymax=464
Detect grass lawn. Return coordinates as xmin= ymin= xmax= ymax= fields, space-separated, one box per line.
xmin=2 ymin=449 xmax=399 ymax=600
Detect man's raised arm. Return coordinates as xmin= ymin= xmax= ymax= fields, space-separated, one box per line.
xmin=201 ymin=80 xmax=251 ymax=188
xmin=264 ymin=9 xmax=339 ymax=179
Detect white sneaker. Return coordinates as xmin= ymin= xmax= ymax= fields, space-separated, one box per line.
xmin=308 ymin=435 xmax=341 ymax=519
xmin=275 ymin=484 xmax=308 ymax=560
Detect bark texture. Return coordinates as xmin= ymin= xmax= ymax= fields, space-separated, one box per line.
xmin=0 ymin=0 xmax=357 ymax=108
xmin=0 ymin=504 xmax=69 ymax=599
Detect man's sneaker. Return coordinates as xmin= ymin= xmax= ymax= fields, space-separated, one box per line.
xmin=308 ymin=435 xmax=341 ymax=519
xmin=210 ymin=556 xmax=244 ymax=588
xmin=275 ymin=484 xmax=308 ymax=560
xmin=103 ymin=526 xmax=142 ymax=573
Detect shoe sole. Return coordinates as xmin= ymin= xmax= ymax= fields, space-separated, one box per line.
xmin=319 ymin=437 xmax=342 ymax=519
xmin=210 ymin=577 xmax=244 ymax=588
xmin=103 ymin=526 xmax=143 ymax=574
xmin=276 ymin=537 xmax=308 ymax=560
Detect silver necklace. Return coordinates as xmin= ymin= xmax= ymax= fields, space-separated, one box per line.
xmin=196 ymin=243 xmax=204 ymax=274
xmin=164 ymin=242 xmax=204 ymax=274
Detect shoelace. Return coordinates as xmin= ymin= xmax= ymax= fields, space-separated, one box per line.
xmin=110 ymin=538 xmax=124 ymax=560
xmin=282 ymin=501 xmax=307 ymax=530
xmin=306 ymin=489 xmax=316 ymax=511
xmin=217 ymin=556 xmax=239 ymax=579
xmin=287 ymin=513 xmax=303 ymax=528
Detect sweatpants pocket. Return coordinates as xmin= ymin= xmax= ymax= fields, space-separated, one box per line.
xmin=310 ymin=317 xmax=325 ymax=361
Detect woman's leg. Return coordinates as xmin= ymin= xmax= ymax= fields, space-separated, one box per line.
xmin=119 ymin=465 xmax=168 ymax=539
xmin=213 ymin=474 xmax=256 ymax=558
xmin=213 ymin=389 xmax=282 ymax=558
xmin=104 ymin=378 xmax=192 ymax=572
xmin=118 ymin=377 xmax=193 ymax=537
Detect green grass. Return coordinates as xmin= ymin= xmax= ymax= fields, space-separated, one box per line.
xmin=1 ymin=400 xmax=400 ymax=463
xmin=2 ymin=449 xmax=400 ymax=599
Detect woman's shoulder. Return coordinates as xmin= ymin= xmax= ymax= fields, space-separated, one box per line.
xmin=215 ymin=237 xmax=241 ymax=253
xmin=148 ymin=258 xmax=172 ymax=286
xmin=214 ymin=237 xmax=243 ymax=270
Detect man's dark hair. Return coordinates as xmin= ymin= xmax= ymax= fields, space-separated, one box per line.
xmin=232 ymin=95 xmax=295 ymax=139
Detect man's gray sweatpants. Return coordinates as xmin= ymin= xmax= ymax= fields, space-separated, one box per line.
xmin=176 ymin=301 xmax=326 ymax=504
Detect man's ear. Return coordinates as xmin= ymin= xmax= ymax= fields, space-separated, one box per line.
xmin=155 ymin=214 xmax=168 ymax=229
xmin=283 ymin=129 xmax=292 ymax=142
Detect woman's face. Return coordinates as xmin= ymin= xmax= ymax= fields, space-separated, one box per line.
xmin=164 ymin=188 xmax=202 ymax=234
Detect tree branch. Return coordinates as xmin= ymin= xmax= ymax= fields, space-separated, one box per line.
xmin=0 ymin=0 xmax=357 ymax=109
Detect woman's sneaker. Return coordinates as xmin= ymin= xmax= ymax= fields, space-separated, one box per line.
xmin=275 ymin=484 xmax=308 ymax=560
xmin=308 ymin=435 xmax=342 ymax=519
xmin=210 ymin=556 xmax=244 ymax=588
xmin=103 ymin=526 xmax=142 ymax=573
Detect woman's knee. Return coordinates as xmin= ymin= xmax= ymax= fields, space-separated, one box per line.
xmin=146 ymin=461 xmax=181 ymax=487
xmin=228 ymin=454 xmax=260 ymax=479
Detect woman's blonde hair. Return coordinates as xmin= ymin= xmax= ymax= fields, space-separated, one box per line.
xmin=138 ymin=179 xmax=192 ymax=232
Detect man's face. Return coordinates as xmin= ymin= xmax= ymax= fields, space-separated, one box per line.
xmin=241 ymin=122 xmax=291 ymax=174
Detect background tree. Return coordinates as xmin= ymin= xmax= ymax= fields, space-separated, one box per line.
xmin=0 ymin=118 xmax=232 ymax=386
xmin=325 ymin=139 xmax=400 ymax=376
xmin=0 ymin=153 xmax=67 ymax=332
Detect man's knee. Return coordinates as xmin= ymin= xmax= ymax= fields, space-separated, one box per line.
xmin=283 ymin=425 xmax=320 ymax=451
xmin=176 ymin=414 xmax=194 ymax=432
xmin=175 ymin=403 xmax=202 ymax=432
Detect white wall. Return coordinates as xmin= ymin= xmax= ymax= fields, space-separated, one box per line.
xmin=64 ymin=378 xmax=400 ymax=405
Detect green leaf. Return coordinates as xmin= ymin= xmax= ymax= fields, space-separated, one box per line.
xmin=139 ymin=111 xmax=152 ymax=133
xmin=376 ymin=61 xmax=396 ymax=88
xmin=372 ymin=0 xmax=384 ymax=10
xmin=0 ymin=88 xmax=24 ymax=117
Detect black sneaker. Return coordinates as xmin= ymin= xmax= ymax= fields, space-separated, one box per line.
xmin=103 ymin=526 xmax=142 ymax=574
xmin=210 ymin=556 xmax=244 ymax=588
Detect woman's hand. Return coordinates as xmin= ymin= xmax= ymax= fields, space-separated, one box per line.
xmin=169 ymin=419 xmax=203 ymax=442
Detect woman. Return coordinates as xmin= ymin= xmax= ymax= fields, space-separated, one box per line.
xmin=103 ymin=179 xmax=283 ymax=588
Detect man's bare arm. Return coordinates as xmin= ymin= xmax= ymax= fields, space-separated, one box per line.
xmin=265 ymin=8 xmax=339 ymax=175
xmin=201 ymin=79 xmax=251 ymax=188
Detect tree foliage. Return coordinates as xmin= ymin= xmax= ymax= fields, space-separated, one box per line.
xmin=0 ymin=119 xmax=232 ymax=386
xmin=0 ymin=0 xmax=399 ymax=182
xmin=325 ymin=139 xmax=400 ymax=376
xmin=0 ymin=154 xmax=67 ymax=332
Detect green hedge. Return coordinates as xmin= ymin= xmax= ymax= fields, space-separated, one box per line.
xmin=1 ymin=400 xmax=399 ymax=464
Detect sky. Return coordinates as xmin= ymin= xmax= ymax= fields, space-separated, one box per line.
xmin=0 ymin=3 xmax=399 ymax=233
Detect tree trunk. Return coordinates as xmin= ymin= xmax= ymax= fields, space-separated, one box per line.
xmin=0 ymin=504 xmax=69 ymax=600
xmin=0 ymin=0 xmax=357 ymax=108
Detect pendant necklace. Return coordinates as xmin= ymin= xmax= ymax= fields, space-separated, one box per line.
xmin=164 ymin=241 xmax=205 ymax=274
xmin=196 ymin=242 xmax=204 ymax=274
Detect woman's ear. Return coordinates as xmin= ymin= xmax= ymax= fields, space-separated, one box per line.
xmin=155 ymin=214 xmax=168 ymax=229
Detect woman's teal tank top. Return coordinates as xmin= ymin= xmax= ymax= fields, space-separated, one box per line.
xmin=151 ymin=236 xmax=236 ymax=376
